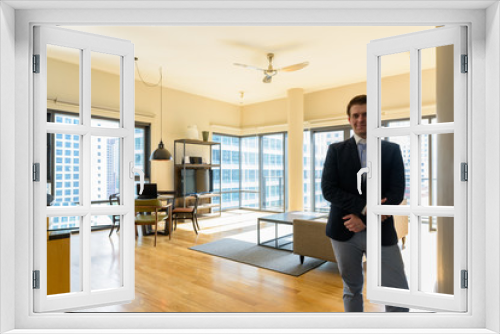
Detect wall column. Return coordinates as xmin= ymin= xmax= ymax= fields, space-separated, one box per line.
xmin=287 ymin=88 xmax=304 ymax=211
xmin=436 ymin=45 xmax=454 ymax=294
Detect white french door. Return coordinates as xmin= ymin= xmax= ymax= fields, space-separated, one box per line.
xmin=33 ymin=26 xmax=136 ymax=312
xmin=366 ymin=26 xmax=467 ymax=312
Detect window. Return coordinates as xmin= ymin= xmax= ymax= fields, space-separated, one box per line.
xmin=212 ymin=134 xmax=240 ymax=209
xmin=213 ymin=133 xmax=287 ymax=211
xmin=261 ymin=133 xmax=285 ymax=211
xmin=303 ymin=127 xmax=350 ymax=212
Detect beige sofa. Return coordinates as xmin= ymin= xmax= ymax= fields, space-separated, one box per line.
xmin=292 ymin=214 xmax=408 ymax=264
xmin=293 ymin=218 xmax=336 ymax=264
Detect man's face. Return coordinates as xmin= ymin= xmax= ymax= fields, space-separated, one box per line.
xmin=348 ymin=104 xmax=367 ymax=139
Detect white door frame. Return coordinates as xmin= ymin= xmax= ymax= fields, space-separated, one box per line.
xmin=2 ymin=3 xmax=496 ymax=333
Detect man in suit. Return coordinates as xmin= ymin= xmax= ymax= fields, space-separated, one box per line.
xmin=321 ymin=94 xmax=409 ymax=312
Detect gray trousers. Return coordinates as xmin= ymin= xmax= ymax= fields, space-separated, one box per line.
xmin=330 ymin=230 xmax=409 ymax=312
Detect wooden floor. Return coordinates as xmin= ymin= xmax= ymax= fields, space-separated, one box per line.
xmin=80 ymin=210 xmax=386 ymax=313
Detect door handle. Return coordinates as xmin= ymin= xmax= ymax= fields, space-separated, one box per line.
xmin=130 ymin=162 xmax=145 ymax=194
xmin=357 ymin=162 xmax=371 ymax=195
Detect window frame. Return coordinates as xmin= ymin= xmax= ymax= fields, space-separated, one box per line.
xmin=32 ymin=25 xmax=136 ymax=312
xmin=366 ymin=26 xmax=467 ymax=312
xmin=211 ymin=133 xmax=241 ymax=210
xmin=133 ymin=121 xmax=151 ymax=183
xmin=5 ymin=4 xmax=493 ymax=333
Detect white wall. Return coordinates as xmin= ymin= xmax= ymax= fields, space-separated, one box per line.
xmin=486 ymin=2 xmax=500 ymax=333
xmin=0 ymin=2 xmax=16 ymax=333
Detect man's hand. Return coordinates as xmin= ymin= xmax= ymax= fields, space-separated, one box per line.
xmin=343 ymin=214 xmax=366 ymax=233
xmin=365 ymin=198 xmax=391 ymax=221
xmin=381 ymin=197 xmax=391 ymax=222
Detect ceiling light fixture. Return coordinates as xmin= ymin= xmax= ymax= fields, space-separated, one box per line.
xmin=234 ymin=53 xmax=309 ymax=84
xmin=135 ymin=58 xmax=172 ymax=161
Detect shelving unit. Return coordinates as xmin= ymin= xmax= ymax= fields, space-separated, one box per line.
xmin=174 ymin=139 xmax=221 ymax=218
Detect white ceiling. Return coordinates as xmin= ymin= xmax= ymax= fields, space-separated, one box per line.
xmin=57 ymin=25 xmax=437 ymax=105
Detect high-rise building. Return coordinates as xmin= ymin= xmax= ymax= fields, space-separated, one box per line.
xmin=49 ymin=114 xmax=143 ymax=230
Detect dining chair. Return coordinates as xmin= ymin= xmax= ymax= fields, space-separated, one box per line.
xmin=135 ymin=199 xmax=172 ymax=247
xmin=172 ymin=194 xmax=200 ymax=234
xmin=108 ymin=193 xmax=120 ymax=237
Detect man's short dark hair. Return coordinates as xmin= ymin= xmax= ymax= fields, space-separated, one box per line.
xmin=346 ymin=94 xmax=367 ymax=117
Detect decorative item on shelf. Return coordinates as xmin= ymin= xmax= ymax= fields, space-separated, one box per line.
xmin=190 ymin=157 xmax=202 ymax=164
xmin=135 ymin=57 xmax=172 ymax=161
xmin=186 ymin=125 xmax=199 ymax=140
xmin=202 ymin=131 xmax=210 ymax=142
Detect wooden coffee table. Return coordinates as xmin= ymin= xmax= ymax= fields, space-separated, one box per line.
xmin=257 ymin=211 xmax=327 ymax=251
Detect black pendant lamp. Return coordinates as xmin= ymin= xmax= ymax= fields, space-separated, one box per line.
xmin=149 ymin=66 xmax=172 ymax=161
xmin=150 ymin=140 xmax=171 ymax=160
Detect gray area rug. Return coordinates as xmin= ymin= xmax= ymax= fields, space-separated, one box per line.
xmin=189 ymin=238 xmax=326 ymax=276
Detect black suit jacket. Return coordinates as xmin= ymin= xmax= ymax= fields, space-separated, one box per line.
xmin=321 ymin=137 xmax=405 ymax=246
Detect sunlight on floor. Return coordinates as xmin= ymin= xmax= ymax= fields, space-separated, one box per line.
xmin=72 ymin=210 xmax=439 ymax=313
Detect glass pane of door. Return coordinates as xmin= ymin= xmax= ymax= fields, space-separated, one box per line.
xmin=381 ymin=52 xmax=410 ymax=125
xmin=91 ymin=215 xmax=122 ymax=291
xmin=91 ymin=52 xmax=121 ymax=127
xmin=91 ymin=136 xmax=121 ymax=206
xmin=422 ymin=132 xmax=454 ymax=207
xmin=421 ymin=45 xmax=454 ymax=124
xmin=47 ymin=45 xmax=80 ymax=121
xmin=383 ymin=134 xmax=411 ymax=205
xmin=47 ymin=130 xmax=82 ymax=207
xmin=47 ymin=216 xmax=81 ymax=295
xmin=419 ymin=216 xmax=454 ymax=295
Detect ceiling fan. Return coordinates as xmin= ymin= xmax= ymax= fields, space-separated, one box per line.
xmin=234 ymin=53 xmax=309 ymax=83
